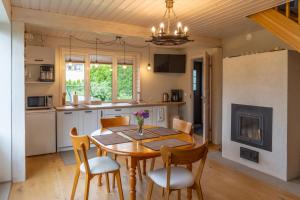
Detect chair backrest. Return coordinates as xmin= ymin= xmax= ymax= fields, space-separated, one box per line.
xmin=173 ymin=118 xmax=192 ymax=135
xmin=70 ymin=127 xmax=91 ymax=175
xmin=101 ymin=116 xmax=130 ymax=128
xmin=160 ymin=142 xmax=209 ymax=187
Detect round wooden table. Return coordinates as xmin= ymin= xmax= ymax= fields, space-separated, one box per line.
xmin=90 ymin=126 xmax=195 ymax=200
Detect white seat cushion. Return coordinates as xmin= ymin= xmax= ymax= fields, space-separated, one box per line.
xmin=80 ymin=156 xmax=120 ymax=174
xmin=148 ymin=167 xmax=194 ymax=189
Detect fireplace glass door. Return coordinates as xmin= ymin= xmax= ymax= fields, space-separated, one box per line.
xmin=231 ymin=104 xmax=272 ymax=151
xmin=239 ymin=114 xmax=263 ymax=145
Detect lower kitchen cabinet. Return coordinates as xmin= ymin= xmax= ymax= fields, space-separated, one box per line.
xmin=57 ymin=106 xmax=169 ymax=151
xmin=153 ymin=106 xmax=168 ymax=128
xmin=26 ymin=109 xmax=56 ymax=156
xmin=81 ymin=110 xmax=98 ymax=135
xmin=57 ymin=111 xmax=80 ymax=151
xmin=57 ymin=110 xmax=98 ymax=151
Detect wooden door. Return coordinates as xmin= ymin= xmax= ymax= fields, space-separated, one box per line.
xmin=202 ymin=52 xmax=211 ymax=142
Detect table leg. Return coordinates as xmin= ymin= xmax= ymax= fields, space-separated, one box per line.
xmin=129 ymin=157 xmax=137 ymax=200
xmin=97 ymin=148 xmax=102 ymax=186
xmin=143 ymin=159 xmax=147 ymax=175
xmin=187 ymin=164 xmax=192 ymax=200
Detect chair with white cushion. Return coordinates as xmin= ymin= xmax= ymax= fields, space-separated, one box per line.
xmin=146 ymin=142 xmax=208 ymax=200
xmin=70 ymin=128 xmax=124 ymax=200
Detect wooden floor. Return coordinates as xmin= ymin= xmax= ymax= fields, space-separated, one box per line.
xmin=10 ymin=149 xmax=300 ymax=200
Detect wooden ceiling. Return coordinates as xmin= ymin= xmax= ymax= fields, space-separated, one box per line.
xmin=12 ymin=0 xmax=285 ymax=38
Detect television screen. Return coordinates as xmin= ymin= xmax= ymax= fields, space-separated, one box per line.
xmin=154 ymin=54 xmax=186 ymax=73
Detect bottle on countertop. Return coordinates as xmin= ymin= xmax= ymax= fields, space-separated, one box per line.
xmin=62 ymin=92 xmax=66 ymax=106
xmin=73 ymin=92 xmax=78 ymax=106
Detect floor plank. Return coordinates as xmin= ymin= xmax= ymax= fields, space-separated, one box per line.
xmin=9 ymin=149 xmax=300 ymax=200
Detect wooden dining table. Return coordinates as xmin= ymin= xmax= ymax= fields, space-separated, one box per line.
xmin=89 ymin=125 xmax=195 ymax=200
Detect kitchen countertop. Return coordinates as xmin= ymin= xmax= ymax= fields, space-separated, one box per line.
xmin=55 ymin=101 xmax=185 ymax=111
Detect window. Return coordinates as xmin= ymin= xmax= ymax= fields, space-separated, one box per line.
xmin=117 ymin=64 xmax=133 ymax=100
xmin=193 ymin=69 xmax=197 ymax=91
xmin=63 ymin=51 xmax=137 ymax=103
xmin=65 ymin=62 xmax=85 ymax=102
xmin=90 ymin=63 xmax=112 ymax=101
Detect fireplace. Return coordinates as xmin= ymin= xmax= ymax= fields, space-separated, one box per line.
xmin=231 ymin=104 xmax=273 ymax=151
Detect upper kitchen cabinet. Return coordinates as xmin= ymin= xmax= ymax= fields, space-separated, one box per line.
xmin=25 ymin=46 xmax=55 ymax=65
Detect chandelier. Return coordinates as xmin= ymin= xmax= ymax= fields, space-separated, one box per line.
xmin=146 ymin=0 xmax=193 ymax=46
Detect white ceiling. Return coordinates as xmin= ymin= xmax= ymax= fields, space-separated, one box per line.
xmin=12 ymin=0 xmax=286 ymax=38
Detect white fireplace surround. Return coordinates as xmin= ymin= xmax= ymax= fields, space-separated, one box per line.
xmin=222 ymin=50 xmax=300 ymax=181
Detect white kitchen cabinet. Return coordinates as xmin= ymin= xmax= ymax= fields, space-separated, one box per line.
xmin=57 ymin=111 xmax=80 ymax=151
xmin=130 ymin=107 xmax=153 ymax=125
xmin=102 ymin=108 xmax=132 ymax=124
xmin=80 ymin=110 xmax=98 ymax=134
xmin=26 ymin=109 xmax=56 ymax=156
xmin=153 ymin=106 xmax=168 ymax=128
xmin=102 ymin=108 xmax=131 ymax=116
xmin=57 ymin=105 xmax=172 ymax=151
xmin=25 ymin=46 xmax=55 ymax=64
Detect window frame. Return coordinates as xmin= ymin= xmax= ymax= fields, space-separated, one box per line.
xmin=60 ymin=48 xmax=139 ymax=103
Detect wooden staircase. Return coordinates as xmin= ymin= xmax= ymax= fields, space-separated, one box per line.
xmin=249 ymin=0 xmax=300 ymax=52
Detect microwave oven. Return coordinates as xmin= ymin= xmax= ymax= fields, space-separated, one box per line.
xmin=26 ymin=95 xmax=53 ymax=110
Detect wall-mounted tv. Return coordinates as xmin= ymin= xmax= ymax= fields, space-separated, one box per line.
xmin=154 ymin=54 xmax=186 ymax=73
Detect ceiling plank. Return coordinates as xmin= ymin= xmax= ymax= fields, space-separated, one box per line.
xmin=12 ymin=6 xmax=221 ymax=47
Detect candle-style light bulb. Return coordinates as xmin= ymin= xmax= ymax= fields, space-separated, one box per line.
xmin=151 ymin=26 xmax=156 ymax=34
xmin=184 ymin=26 xmax=188 ymax=35
xmin=160 ymin=22 xmax=165 ymax=29
xmin=174 ymin=30 xmax=178 ymax=35
xmin=177 ymin=22 xmax=182 ymax=29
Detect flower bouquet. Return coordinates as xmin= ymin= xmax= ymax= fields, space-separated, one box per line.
xmin=133 ymin=110 xmax=150 ymax=135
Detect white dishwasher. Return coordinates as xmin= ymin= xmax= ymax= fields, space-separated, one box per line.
xmin=25 ymin=109 xmax=56 ymax=156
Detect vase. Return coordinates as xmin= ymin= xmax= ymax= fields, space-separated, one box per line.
xmin=137 ymin=119 xmax=144 ymax=136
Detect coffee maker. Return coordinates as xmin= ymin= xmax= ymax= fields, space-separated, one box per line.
xmin=171 ymin=89 xmax=183 ymax=102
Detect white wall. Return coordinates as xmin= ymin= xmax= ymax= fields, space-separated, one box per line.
xmin=222 ymin=50 xmax=288 ymax=180
xmin=222 ymin=29 xmax=292 ymax=58
xmin=0 ymin=21 xmax=12 ymax=182
xmin=12 ymin=21 xmax=26 ymax=182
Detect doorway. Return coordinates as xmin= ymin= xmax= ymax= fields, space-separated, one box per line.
xmin=193 ymin=60 xmax=203 ymax=135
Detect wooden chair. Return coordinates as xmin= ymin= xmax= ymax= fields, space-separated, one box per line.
xmin=70 ymin=128 xmax=124 ymax=200
xmin=100 ymin=116 xmax=143 ymax=187
xmin=173 ymin=118 xmax=193 ymax=135
xmin=150 ymin=118 xmax=193 ymax=171
xmin=146 ymin=142 xmax=209 ymax=200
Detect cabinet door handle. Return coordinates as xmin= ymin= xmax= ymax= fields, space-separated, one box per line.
xmin=34 ymin=59 xmax=44 ymax=62
xmin=114 ymin=109 xmax=122 ymax=111
xmin=101 ymin=110 xmax=103 ymax=117
xmin=64 ymin=112 xmax=72 ymax=115
xmin=115 ymin=115 xmax=122 ymax=117
xmin=85 ymin=110 xmax=92 ymax=113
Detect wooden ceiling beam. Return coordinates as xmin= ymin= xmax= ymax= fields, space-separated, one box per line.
xmin=12 ymin=6 xmax=221 ymax=47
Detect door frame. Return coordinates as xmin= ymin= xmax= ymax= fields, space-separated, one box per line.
xmin=189 ymin=53 xmax=212 ymax=142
